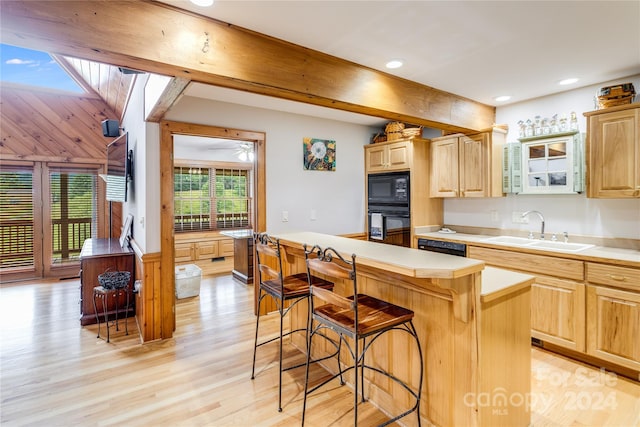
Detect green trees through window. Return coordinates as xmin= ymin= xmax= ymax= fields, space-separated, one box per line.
xmin=174 ymin=166 xmax=250 ymax=232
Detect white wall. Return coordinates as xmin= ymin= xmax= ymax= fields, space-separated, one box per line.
xmin=445 ymin=75 xmax=640 ymax=239
xmin=165 ymin=96 xmax=377 ymax=235
xmin=121 ymin=74 xmax=161 ymax=253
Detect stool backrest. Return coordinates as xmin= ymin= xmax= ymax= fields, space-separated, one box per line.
xmin=304 ymin=245 xmax=358 ymax=320
xmin=254 ymin=232 xmax=285 ymax=291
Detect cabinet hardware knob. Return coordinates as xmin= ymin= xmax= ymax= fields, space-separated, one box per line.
xmin=608 ymin=274 xmax=626 ymax=281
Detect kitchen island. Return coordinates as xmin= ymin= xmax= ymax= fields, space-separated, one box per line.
xmin=272 ymin=231 xmax=534 ymax=427
xmin=220 ymin=229 xmax=254 ymax=284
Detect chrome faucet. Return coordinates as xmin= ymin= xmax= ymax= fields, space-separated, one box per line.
xmin=522 ymin=210 xmax=545 ymax=240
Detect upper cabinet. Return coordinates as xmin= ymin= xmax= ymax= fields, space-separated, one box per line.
xmin=365 ymin=139 xmax=411 ymax=173
xmin=430 ymin=127 xmax=506 ymax=198
xmin=584 ymin=103 xmax=640 ymax=198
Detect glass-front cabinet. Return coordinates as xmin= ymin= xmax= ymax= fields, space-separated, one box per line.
xmin=503 ymin=131 xmax=584 ymax=195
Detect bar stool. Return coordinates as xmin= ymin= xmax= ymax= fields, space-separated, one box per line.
xmin=93 ymin=285 xmax=129 ymax=343
xmin=301 ymin=244 xmax=423 ymax=427
xmin=251 ymin=232 xmax=334 ymax=412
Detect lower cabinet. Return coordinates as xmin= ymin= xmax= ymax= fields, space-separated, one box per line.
xmin=531 ymin=276 xmax=585 ymax=352
xmin=586 ymin=263 xmax=640 ymax=371
xmin=174 ymin=232 xmax=235 ymax=276
xmin=469 ymin=245 xmax=640 ymax=377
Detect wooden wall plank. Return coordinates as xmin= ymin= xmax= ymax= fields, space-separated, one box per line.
xmin=0 ymin=0 xmax=495 ymax=133
xmin=0 ymin=85 xmax=118 ymax=164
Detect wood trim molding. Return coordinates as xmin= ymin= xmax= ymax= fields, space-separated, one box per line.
xmin=0 ymin=0 xmax=494 ymax=133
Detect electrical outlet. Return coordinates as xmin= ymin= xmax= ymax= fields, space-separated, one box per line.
xmin=490 ymin=210 xmax=499 ymax=223
xmin=282 ymin=210 xmax=289 ymax=222
xmin=512 ymin=211 xmax=529 ymax=224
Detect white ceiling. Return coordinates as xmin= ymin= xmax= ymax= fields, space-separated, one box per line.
xmin=160 ymin=0 xmax=640 ymax=119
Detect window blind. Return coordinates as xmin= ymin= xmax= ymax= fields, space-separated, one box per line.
xmin=0 ymin=167 xmax=35 ymax=269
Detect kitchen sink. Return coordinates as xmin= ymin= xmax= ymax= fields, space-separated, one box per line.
xmin=528 ymin=240 xmax=594 ymax=252
xmin=482 ymin=236 xmax=594 ymax=252
xmin=482 ymin=236 xmax=536 ymax=246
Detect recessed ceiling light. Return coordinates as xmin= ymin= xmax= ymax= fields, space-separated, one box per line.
xmin=385 ymin=60 xmax=403 ymax=69
xmin=494 ymin=95 xmax=511 ymax=102
xmin=558 ymin=78 xmax=579 ymax=85
xmin=190 ymin=0 xmax=214 ymax=6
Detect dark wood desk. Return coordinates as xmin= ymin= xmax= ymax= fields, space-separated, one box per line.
xmin=221 ymin=230 xmax=253 ymax=284
xmin=79 ymin=238 xmax=134 ymax=326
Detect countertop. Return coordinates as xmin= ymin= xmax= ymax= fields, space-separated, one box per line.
xmin=273 ymin=231 xmax=484 ymax=279
xmin=416 ymin=231 xmax=640 ymax=267
xmin=273 ymin=231 xmax=534 ymax=304
xmin=220 ymin=229 xmax=253 ymax=239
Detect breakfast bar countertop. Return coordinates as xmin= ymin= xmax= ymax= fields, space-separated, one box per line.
xmin=273 ymin=231 xmax=485 ymax=279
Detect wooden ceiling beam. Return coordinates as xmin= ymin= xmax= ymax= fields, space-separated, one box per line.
xmin=0 ymin=0 xmax=495 ymax=133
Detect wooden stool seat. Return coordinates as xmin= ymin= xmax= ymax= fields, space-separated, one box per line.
xmin=315 ymin=293 xmax=414 ymax=336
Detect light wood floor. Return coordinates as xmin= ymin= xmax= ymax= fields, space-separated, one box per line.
xmin=1 ymin=275 xmax=638 ymax=426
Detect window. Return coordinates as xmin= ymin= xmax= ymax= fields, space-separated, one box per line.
xmin=48 ymin=168 xmax=99 ymax=264
xmin=174 ymin=166 xmax=251 ymax=232
xmin=503 ymin=132 xmax=584 ymax=195
xmin=0 ymin=167 xmax=35 ymax=269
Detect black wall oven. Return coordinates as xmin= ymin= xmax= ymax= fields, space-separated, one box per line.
xmin=367 ymin=171 xmax=411 ymax=247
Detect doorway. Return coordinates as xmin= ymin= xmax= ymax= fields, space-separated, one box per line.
xmin=159 ymin=121 xmax=266 ymax=337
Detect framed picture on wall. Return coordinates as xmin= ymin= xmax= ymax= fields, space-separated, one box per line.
xmin=303 ymin=137 xmax=336 ymax=171
xmin=120 ymin=214 xmax=133 ymax=248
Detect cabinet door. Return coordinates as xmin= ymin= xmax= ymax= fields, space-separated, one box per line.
xmin=531 ymin=275 xmax=585 ymax=351
xmin=196 ymin=240 xmax=218 ymax=260
xmin=430 ymin=136 xmax=459 ymax=197
xmin=175 ymin=242 xmax=193 ymax=263
xmin=386 ymin=141 xmax=410 ymax=170
xmin=219 ymin=238 xmax=234 ymax=257
xmin=365 ymin=144 xmax=388 ymax=173
xmin=586 ymin=285 xmax=640 ymax=370
xmin=459 ymin=133 xmax=488 ymax=197
xmin=588 ymin=107 xmax=639 ymax=198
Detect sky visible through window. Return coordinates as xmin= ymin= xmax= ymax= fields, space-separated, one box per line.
xmin=1 ymin=44 xmax=84 ymax=93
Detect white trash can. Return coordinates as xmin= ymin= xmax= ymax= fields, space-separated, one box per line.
xmin=175 ymin=264 xmax=202 ymax=299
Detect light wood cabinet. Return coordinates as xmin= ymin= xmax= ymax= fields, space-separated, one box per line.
xmin=584 ymin=103 xmax=640 ymax=198
xmin=586 ymin=284 xmax=640 ymax=370
xmin=174 ymin=232 xmax=234 ymax=277
xmin=364 ymin=140 xmax=410 ymax=172
xmin=530 ymin=276 xmax=585 ymax=351
xmin=586 ymin=262 xmax=640 ymax=370
xmin=430 ymin=127 xmax=506 ymax=197
xmin=468 ymin=246 xmax=585 ymax=351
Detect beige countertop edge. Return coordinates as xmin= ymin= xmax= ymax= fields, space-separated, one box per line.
xmin=481 ymin=267 xmax=535 ymax=303
xmin=274 ymin=232 xmax=485 ymax=279
xmin=416 ymin=232 xmax=640 ymax=267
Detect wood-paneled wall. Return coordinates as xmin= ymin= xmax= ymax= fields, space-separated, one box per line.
xmin=0 ymin=84 xmax=118 ymax=163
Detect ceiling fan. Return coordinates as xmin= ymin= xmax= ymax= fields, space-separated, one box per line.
xmin=236 ymin=143 xmax=254 ymax=162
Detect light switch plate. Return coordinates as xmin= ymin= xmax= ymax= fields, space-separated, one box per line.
xmin=282 ymin=210 xmax=289 ymax=222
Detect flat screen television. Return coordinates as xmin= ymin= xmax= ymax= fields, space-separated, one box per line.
xmin=105 ymin=132 xmax=131 ymax=202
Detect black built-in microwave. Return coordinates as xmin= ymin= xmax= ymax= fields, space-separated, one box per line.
xmin=367 ymin=171 xmax=410 ymax=205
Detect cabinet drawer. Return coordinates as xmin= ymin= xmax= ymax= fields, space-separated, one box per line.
xmin=468 ymin=246 xmax=584 ymax=281
xmin=587 ymin=263 xmax=640 ymax=292
xmin=175 ymin=243 xmax=193 ymax=263
xmin=196 ymin=241 xmax=218 ymax=260
xmin=219 ymin=239 xmax=234 ymax=257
